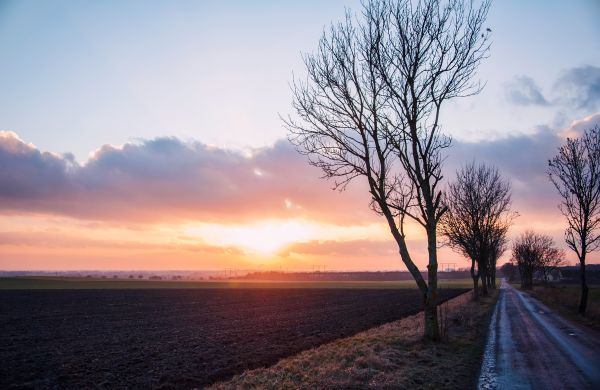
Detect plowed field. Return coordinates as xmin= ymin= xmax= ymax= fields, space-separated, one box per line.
xmin=0 ymin=288 xmax=467 ymax=389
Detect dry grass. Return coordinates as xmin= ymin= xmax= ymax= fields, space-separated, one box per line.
xmin=527 ymin=284 xmax=600 ymax=331
xmin=208 ymin=290 xmax=497 ymax=390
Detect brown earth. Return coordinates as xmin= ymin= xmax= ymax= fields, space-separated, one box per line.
xmin=0 ymin=288 xmax=467 ymax=389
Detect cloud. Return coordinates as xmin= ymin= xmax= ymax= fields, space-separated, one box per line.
xmin=0 ymin=132 xmax=72 ymax=198
xmin=3 ymin=113 xmax=600 ymax=268
xmin=447 ymin=113 xmax=600 ymax=218
xmin=443 ymin=113 xmax=600 ymax=265
xmin=0 ymin=132 xmax=374 ymax=224
xmin=504 ymin=66 xmax=600 ymax=112
xmin=553 ymin=65 xmax=600 ymax=111
xmin=2 ymin=112 xmax=599 ymax=244
xmin=0 ymin=230 xmax=245 ymax=255
xmin=504 ymin=76 xmax=549 ymax=106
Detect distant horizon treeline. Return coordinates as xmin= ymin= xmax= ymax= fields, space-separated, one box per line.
xmin=2 ymin=265 xmax=600 ymax=282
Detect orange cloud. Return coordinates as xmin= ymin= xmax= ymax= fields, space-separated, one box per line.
xmin=0 ymin=132 xmax=374 ymax=225
xmin=3 ymin=113 xmax=600 ymax=271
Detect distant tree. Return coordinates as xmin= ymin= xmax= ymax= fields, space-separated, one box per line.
xmin=285 ymin=0 xmax=490 ymax=340
xmin=548 ymin=125 xmax=600 ymax=315
xmin=512 ymin=231 xmax=563 ymax=289
xmin=440 ymin=163 xmax=514 ymax=300
xmin=538 ymin=249 xmax=566 ymax=283
xmin=499 ymin=262 xmax=517 ymax=281
xmin=512 ymin=232 xmax=537 ymax=289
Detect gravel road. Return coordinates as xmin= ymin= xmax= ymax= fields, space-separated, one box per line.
xmin=479 ymin=279 xmax=600 ymax=389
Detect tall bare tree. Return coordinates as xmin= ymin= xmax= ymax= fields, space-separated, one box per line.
xmin=512 ymin=231 xmax=564 ymax=289
xmin=285 ymin=0 xmax=490 ymax=340
xmin=440 ymin=163 xmax=513 ymax=300
xmin=548 ymin=125 xmax=600 ymax=315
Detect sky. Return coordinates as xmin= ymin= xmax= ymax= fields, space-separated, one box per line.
xmin=1 ymin=0 xmax=600 ymax=271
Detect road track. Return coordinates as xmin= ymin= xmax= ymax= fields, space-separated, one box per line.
xmin=479 ymin=280 xmax=600 ymax=389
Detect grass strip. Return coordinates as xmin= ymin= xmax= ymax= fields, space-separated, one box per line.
xmin=524 ymin=284 xmax=600 ymax=332
xmin=209 ymin=290 xmax=498 ymax=390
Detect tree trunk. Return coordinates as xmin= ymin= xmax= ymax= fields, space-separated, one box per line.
xmin=424 ymin=278 xmax=439 ymax=341
xmin=528 ymin=267 xmax=534 ymax=289
xmin=579 ymin=256 xmax=588 ymax=315
xmin=470 ymin=260 xmax=479 ymax=301
xmin=481 ymin=275 xmax=488 ymax=296
xmin=479 ymin=260 xmax=489 ymax=297
xmin=380 ymin=207 xmax=435 ymax=339
xmin=424 ymin=225 xmax=440 ymax=341
xmin=520 ymin=266 xmax=532 ymax=289
xmin=490 ymin=266 xmax=496 ymax=289
xmin=485 ymin=260 xmax=493 ymax=289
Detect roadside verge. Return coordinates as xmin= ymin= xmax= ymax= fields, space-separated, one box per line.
xmin=209 ymin=290 xmax=498 ymax=389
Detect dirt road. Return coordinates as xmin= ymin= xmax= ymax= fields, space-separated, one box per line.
xmin=478 ymin=279 xmax=600 ymax=389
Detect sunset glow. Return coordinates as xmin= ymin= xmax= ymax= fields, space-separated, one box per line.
xmin=183 ymin=219 xmax=387 ymax=257
xmin=1 ymin=1 xmax=599 ymax=272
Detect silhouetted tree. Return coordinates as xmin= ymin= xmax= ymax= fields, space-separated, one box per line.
xmin=538 ymin=249 xmax=566 ymax=283
xmin=440 ymin=163 xmax=513 ymax=300
xmin=548 ymin=125 xmax=600 ymax=315
xmin=512 ymin=231 xmax=563 ymax=289
xmin=286 ymin=0 xmax=491 ymax=340
xmin=499 ymin=262 xmax=517 ymax=281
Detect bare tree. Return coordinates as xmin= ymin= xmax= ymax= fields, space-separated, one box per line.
xmin=512 ymin=231 xmax=563 ymax=289
xmin=440 ymin=163 xmax=513 ymax=300
xmin=499 ymin=262 xmax=517 ymax=282
xmin=285 ymin=0 xmax=490 ymax=340
xmin=538 ymin=249 xmax=566 ymax=283
xmin=548 ymin=125 xmax=600 ymax=315
xmin=512 ymin=232 xmax=537 ymax=289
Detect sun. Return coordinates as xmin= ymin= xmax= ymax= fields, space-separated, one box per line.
xmin=220 ymin=222 xmax=311 ymax=255
xmin=183 ymin=219 xmax=391 ymax=258
xmin=185 ymin=220 xmax=316 ymax=256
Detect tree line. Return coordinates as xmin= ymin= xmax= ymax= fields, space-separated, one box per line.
xmin=286 ymin=0 xmax=599 ymax=340
xmin=442 ymin=123 xmax=599 ymax=317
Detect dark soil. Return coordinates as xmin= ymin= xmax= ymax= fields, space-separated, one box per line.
xmin=0 ymin=288 xmax=467 ymax=389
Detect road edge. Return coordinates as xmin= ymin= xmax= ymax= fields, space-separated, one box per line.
xmin=477 ymin=285 xmax=502 ymax=389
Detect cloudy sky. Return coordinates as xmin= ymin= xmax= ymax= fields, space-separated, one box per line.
xmin=1 ymin=0 xmax=599 ymax=271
